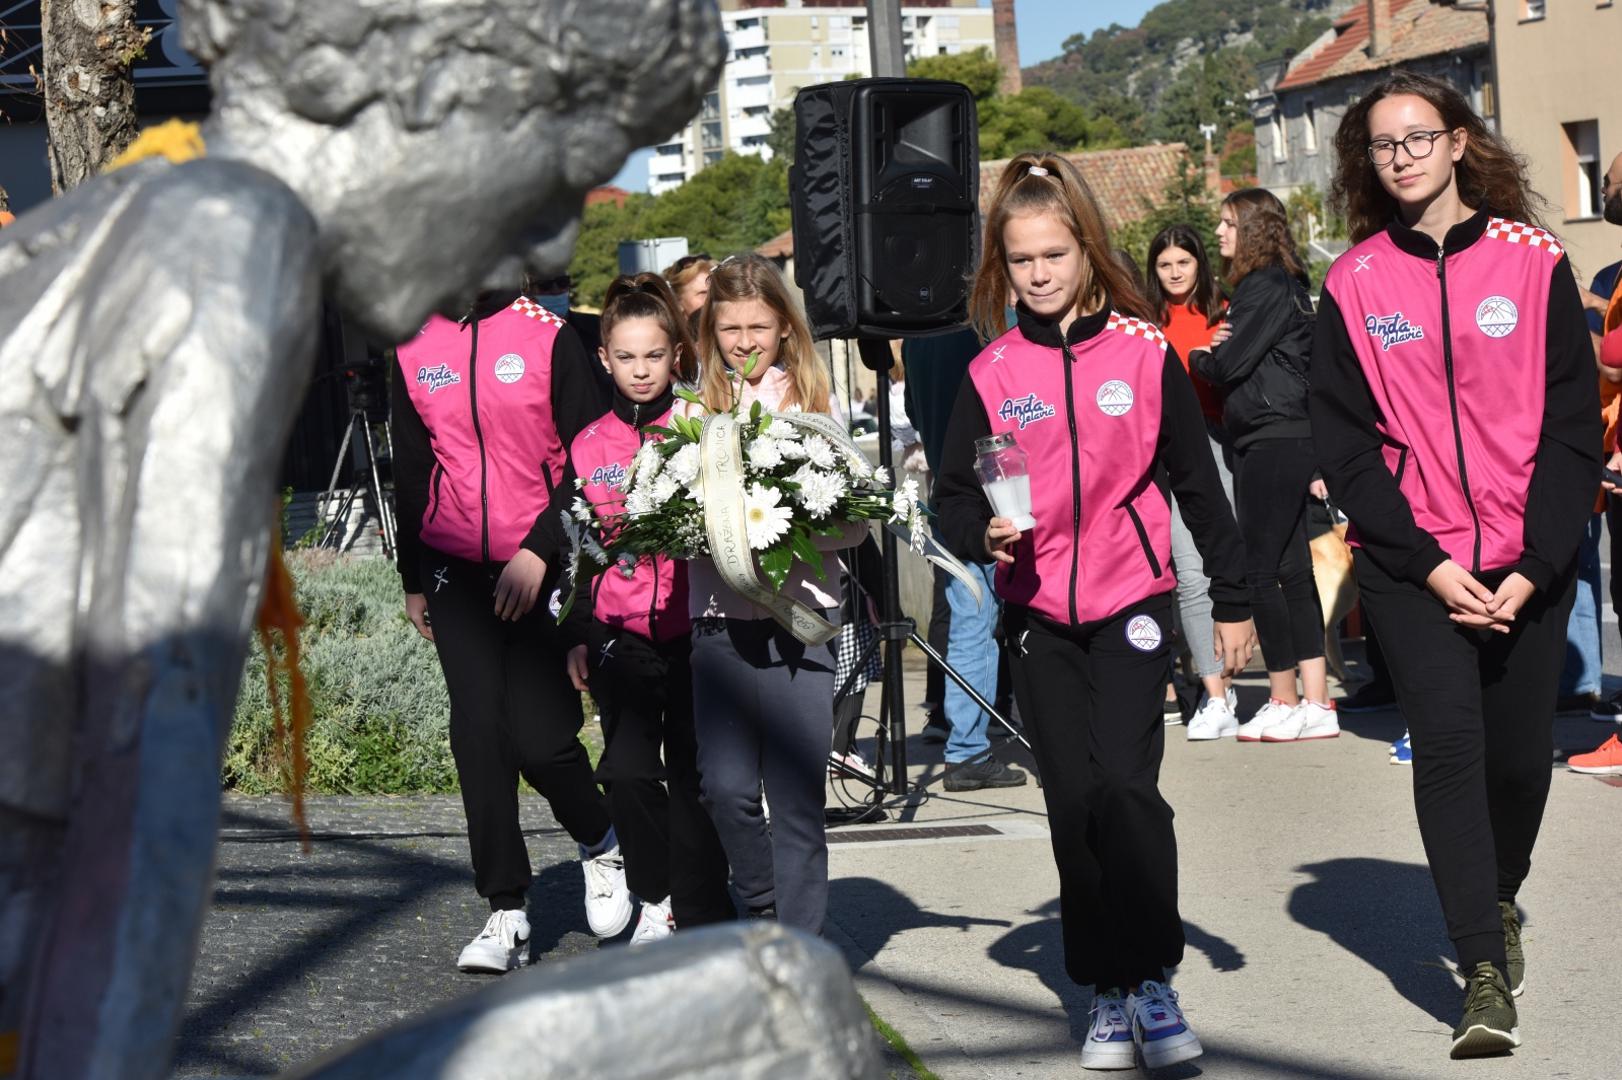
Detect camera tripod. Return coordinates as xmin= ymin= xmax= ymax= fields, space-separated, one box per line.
xmin=825 ymin=338 xmax=1035 ymax=824
xmin=317 ymin=405 xmax=397 ymax=560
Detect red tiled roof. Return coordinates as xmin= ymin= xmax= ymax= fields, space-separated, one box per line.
xmin=756 ymin=228 xmax=794 ymax=258
xmin=1276 ymin=0 xmax=1487 ymax=92
xmin=585 ymin=185 xmax=630 ymax=208
xmin=979 ymin=143 xmax=1201 ymax=231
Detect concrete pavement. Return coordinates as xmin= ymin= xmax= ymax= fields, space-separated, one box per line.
xmin=827 ymin=650 xmax=1622 ymax=1078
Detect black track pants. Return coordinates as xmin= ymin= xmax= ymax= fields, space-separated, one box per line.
xmin=1234 ymin=437 xmax=1325 ymax=671
xmin=1355 ymin=553 xmax=1573 ymax=973
xmin=421 ymin=548 xmax=612 ymax=911
xmin=586 ymin=623 xmax=734 ymax=928
xmin=1005 ymin=594 xmax=1183 ymax=990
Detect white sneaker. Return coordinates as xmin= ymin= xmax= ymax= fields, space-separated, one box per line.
xmin=1127 ymin=980 xmax=1203 ymax=1069
xmin=1236 ymin=698 xmax=1296 ymax=742
xmin=629 ymin=896 xmax=675 ymax=946
xmin=1081 ymin=988 xmax=1136 ymax=1070
xmin=1186 ymin=689 xmax=1239 ymax=741
xmin=582 ymin=843 xmax=633 ymax=937
xmin=1262 ymin=699 xmax=1340 ymax=742
xmin=829 ymin=749 xmax=875 ymax=778
xmin=456 ymin=909 xmax=530 ymax=973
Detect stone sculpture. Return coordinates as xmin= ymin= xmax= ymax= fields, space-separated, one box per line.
xmin=0 ymin=2 xmax=730 ymax=1077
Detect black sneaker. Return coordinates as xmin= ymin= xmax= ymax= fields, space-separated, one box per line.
xmin=1590 ymin=691 xmax=1622 ymax=724
xmin=943 ymin=757 xmax=1029 ymax=792
xmin=1500 ymin=901 xmax=1524 ymax=998
xmin=1162 ymin=694 xmax=1184 ymax=726
xmin=745 ymin=903 xmax=777 ymax=921
xmin=1339 ymin=682 xmax=1397 ymax=712
xmin=920 ymin=710 xmax=949 ymax=744
xmin=1450 ymin=962 xmax=1520 ymax=1059
xmin=1555 ymin=692 xmax=1600 ymax=715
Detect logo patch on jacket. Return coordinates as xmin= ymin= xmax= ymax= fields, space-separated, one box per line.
xmin=417 ymin=364 xmax=462 ymax=393
xmin=997 ymin=393 xmax=1057 ymax=429
xmin=1364 ymin=312 xmax=1426 ymax=352
xmin=1474 ymin=296 xmax=1518 ymax=339
xmin=588 ymin=462 xmax=628 ymax=489
xmin=1126 ymin=614 xmax=1163 ymax=652
xmin=494 ymin=353 xmax=526 ymax=383
xmin=1096 ymin=380 xmax=1134 ymax=416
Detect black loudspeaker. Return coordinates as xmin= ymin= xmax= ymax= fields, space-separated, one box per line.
xmin=789 ymin=78 xmax=979 ymax=341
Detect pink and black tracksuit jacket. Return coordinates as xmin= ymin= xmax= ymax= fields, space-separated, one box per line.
xmin=1310 ymin=210 xmax=1601 ymax=592
xmin=392 ymin=292 xmax=610 ymax=593
xmin=531 ymin=386 xmax=691 ymax=646
xmin=936 ymin=305 xmax=1249 ymax=629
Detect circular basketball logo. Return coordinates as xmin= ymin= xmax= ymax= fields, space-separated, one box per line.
xmin=494 ymin=353 xmax=526 ymax=383
xmin=1097 ymin=380 xmax=1134 ymax=417
xmin=1475 ymin=295 xmax=1517 ymax=339
xmin=1126 ymin=614 xmax=1163 ymax=652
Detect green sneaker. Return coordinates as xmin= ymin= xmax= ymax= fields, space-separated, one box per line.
xmin=1499 ymin=901 xmax=1525 ymax=998
xmin=1451 ymin=961 xmax=1520 ymax=1059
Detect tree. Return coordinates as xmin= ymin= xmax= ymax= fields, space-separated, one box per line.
xmin=906 ymin=46 xmax=1000 ymax=103
xmin=40 ymin=0 xmax=150 ymax=192
xmin=1150 ymin=50 xmax=1255 ymax=152
xmin=1112 ymin=155 xmax=1222 ymax=273
xmin=767 ymin=105 xmax=796 ymax=163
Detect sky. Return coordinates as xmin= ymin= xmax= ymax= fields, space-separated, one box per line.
xmin=608 ymin=0 xmax=1163 ymax=193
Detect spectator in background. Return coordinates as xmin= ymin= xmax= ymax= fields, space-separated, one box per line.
xmin=1146 ymin=224 xmax=1240 ymax=739
xmin=0 ymin=185 xmax=14 ymax=228
xmin=531 ymin=273 xmax=602 ymax=355
xmin=663 ymin=253 xmax=715 ymax=336
xmin=903 ymin=327 xmax=1027 ymax=791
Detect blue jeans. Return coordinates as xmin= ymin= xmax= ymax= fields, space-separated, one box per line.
xmin=944 ymin=561 xmax=1001 ymax=763
xmin=1560 ymin=512 xmax=1603 ymax=697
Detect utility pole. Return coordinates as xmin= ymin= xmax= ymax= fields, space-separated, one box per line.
xmin=866 ymin=0 xmax=905 ymax=78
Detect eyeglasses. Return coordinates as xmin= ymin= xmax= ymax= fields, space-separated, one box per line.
xmin=1367 ymin=130 xmax=1452 ymax=167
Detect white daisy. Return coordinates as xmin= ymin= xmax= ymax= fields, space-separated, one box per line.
xmin=747 ymin=437 xmax=785 ymax=470
xmin=743 ymin=482 xmax=793 ymax=550
xmin=848 ymin=454 xmax=873 ymax=479
xmin=651 ymin=474 xmax=680 ymax=505
xmin=890 ymin=477 xmax=920 ymax=524
xmin=873 ymin=465 xmax=892 ymax=486
xmin=666 ymin=442 xmax=701 ymax=486
xmin=571 ymin=497 xmax=594 ymax=524
xmin=627 ymin=442 xmax=662 ymax=488
xmin=625 ymin=487 xmax=656 ymax=517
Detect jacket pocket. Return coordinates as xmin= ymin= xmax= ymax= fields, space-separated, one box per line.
xmin=1124 ymin=503 xmax=1163 ymax=578
xmin=427 ymin=464 xmax=445 ymax=523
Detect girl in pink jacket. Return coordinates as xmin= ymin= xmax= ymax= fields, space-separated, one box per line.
xmin=1310 ymin=72 xmax=1599 ymax=1059
xmin=935 ymin=154 xmax=1256 ymax=1072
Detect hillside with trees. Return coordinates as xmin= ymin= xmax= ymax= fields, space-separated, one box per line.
xmin=1027 ymin=0 xmax=1350 ymax=168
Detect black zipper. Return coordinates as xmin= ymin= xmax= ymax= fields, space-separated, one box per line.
xmin=633 ymin=402 xmax=662 ymax=638
xmin=1392 ymin=445 xmax=1409 ymax=488
xmin=1060 ymin=344 xmax=1083 ymax=624
xmin=1434 ymin=248 xmax=1482 ymax=571
xmin=427 ymin=464 xmax=444 ymax=523
xmin=466 ymin=318 xmax=492 ymax=564
xmin=1124 ymin=503 xmax=1163 ymax=578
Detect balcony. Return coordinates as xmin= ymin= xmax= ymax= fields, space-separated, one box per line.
xmin=728 ymin=52 xmax=770 ymax=80
xmin=728 ymin=23 xmax=766 ymax=52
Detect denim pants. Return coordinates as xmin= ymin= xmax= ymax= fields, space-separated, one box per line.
xmin=944 ymin=561 xmax=1002 ymax=764
xmin=1559 ymin=512 xmax=1603 ymax=697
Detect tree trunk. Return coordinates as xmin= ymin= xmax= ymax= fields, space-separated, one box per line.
xmin=41 ymin=0 xmax=149 ymax=193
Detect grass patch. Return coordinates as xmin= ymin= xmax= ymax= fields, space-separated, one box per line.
xmin=863 ymin=998 xmax=939 ymax=1080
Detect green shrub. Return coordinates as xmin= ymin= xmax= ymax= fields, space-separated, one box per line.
xmin=227 ymin=551 xmax=460 ymax=794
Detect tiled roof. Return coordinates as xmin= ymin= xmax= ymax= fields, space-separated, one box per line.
xmin=756 ymin=228 xmax=794 ymax=259
xmin=1276 ymin=0 xmax=1487 ymax=92
xmin=979 ymin=143 xmax=1198 ymax=231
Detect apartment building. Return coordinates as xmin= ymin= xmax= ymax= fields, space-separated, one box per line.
xmin=649 ymin=0 xmax=993 ymax=194
xmin=1492 ymin=0 xmax=1622 ymax=282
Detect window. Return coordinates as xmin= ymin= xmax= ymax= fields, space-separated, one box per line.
xmin=703 ymin=150 xmax=723 ymax=166
xmin=1479 ymin=67 xmax=1496 ymax=119
xmin=1563 ymin=120 xmax=1603 ymax=218
xmin=1522 ymin=0 xmax=1545 ymax=18
xmin=1303 ymin=99 xmax=1318 ymax=154
xmin=1272 ymin=111 xmax=1288 ymax=163
xmin=701 ymin=121 xmax=723 ymax=151
xmin=700 ymin=92 xmax=720 ymax=121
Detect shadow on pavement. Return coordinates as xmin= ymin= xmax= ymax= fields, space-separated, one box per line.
xmin=984 ymin=898 xmax=1247 ymax=1044
xmin=830 ymin=875 xmax=1013 ymax=956
xmin=1287 ymin=857 xmax=1456 ymax=1024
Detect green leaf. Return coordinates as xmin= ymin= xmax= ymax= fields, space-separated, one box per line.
xmin=556 ymin=581 xmax=581 ymax=623
xmin=750 ymin=399 xmax=762 ymax=424
xmin=789 ymin=526 xmax=827 ymax=582
xmin=759 ymin=542 xmax=793 ymax=591
xmin=742 ymin=348 xmax=761 ymax=379
xmin=675 ymin=387 xmax=705 ymax=405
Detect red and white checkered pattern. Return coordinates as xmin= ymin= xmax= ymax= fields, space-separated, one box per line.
xmin=512 ymin=297 xmax=566 ymax=327
xmin=1485 ymin=217 xmax=1564 ymax=260
xmin=1105 ymin=311 xmax=1169 ymax=352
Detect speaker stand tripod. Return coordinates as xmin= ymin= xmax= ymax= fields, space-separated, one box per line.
xmin=826 ymin=338 xmax=1035 ymax=824
xmin=317 ymin=408 xmax=397 ymax=560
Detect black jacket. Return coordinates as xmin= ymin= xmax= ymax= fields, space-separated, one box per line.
xmin=1190 ymin=265 xmax=1315 ymax=449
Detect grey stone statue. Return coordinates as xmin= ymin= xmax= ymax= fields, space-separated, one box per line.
xmin=0 ymin=2 xmax=727 ymax=1077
